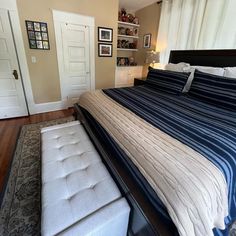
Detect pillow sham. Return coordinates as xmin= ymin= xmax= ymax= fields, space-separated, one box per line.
xmin=191 ymin=66 xmax=225 ymax=76
xmin=182 ymin=66 xmax=225 ymax=92
xmin=224 ymin=67 xmax=236 ymax=79
xmin=188 ymin=69 xmax=236 ymax=110
xmin=146 ymin=68 xmax=190 ymax=94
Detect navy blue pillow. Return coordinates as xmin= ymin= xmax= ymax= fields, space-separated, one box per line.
xmin=145 ymin=68 xmax=190 ymax=94
xmin=189 ymin=69 xmax=236 ymax=110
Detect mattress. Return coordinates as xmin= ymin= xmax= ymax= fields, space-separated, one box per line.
xmin=78 ymin=84 xmax=236 ymax=236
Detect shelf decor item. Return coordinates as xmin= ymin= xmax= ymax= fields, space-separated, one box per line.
xmin=129 ymin=56 xmax=137 ymax=66
xmin=143 ymin=34 xmax=151 ymax=48
xmin=25 ymin=20 xmax=50 ymax=50
xmin=118 ymin=8 xmax=139 ymax=25
xmin=133 ymin=17 xmax=139 ymax=25
xmin=98 ymin=27 xmax=113 ymax=42
xmin=117 ymin=57 xmax=137 ymax=66
xmin=117 ymin=57 xmax=129 ymax=66
xmin=117 ymin=10 xmax=140 ymax=54
xmin=98 ymin=43 xmax=113 ymax=57
xmin=127 ymin=13 xmax=135 ymax=23
xmin=120 ymin=8 xmax=128 ymax=22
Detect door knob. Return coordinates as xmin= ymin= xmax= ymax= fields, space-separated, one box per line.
xmin=13 ymin=70 xmax=19 ymax=80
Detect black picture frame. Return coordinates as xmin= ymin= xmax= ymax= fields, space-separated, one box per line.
xmin=29 ymin=40 xmax=37 ymax=49
xmin=25 ymin=20 xmax=50 ymax=50
xmin=98 ymin=27 xmax=113 ymax=42
xmin=143 ymin=33 xmax=151 ymax=48
xmin=117 ymin=57 xmax=129 ymax=66
xmin=98 ymin=43 xmax=113 ymax=57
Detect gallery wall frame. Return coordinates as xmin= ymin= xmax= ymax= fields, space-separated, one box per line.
xmin=98 ymin=27 xmax=113 ymax=42
xmin=25 ymin=20 xmax=50 ymax=50
xmin=98 ymin=43 xmax=113 ymax=57
xmin=143 ymin=33 xmax=151 ymax=48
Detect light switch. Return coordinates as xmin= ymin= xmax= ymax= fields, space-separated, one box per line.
xmin=31 ymin=56 xmax=37 ymax=63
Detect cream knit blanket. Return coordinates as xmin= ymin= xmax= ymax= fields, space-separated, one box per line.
xmin=79 ymin=90 xmax=228 ymax=236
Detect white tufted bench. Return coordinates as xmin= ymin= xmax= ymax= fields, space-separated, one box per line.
xmin=41 ymin=121 xmax=130 ymax=236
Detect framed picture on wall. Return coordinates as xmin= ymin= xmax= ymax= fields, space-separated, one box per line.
xmin=43 ymin=41 xmax=49 ymax=49
xmin=41 ymin=23 xmax=47 ymax=32
xmin=29 ymin=40 xmax=37 ymax=49
xmin=26 ymin=21 xmax=34 ymax=31
xmin=98 ymin=43 xmax=113 ymax=57
xmin=98 ymin=27 xmax=113 ymax=42
xmin=42 ymin=32 xmax=48 ymax=40
xmin=34 ymin=22 xmax=41 ymax=31
xmin=28 ymin=31 xmax=35 ymax=40
xmin=36 ymin=40 xmax=43 ymax=49
xmin=25 ymin=20 xmax=50 ymax=50
xmin=35 ymin=32 xmax=42 ymax=40
xmin=143 ymin=33 xmax=151 ymax=48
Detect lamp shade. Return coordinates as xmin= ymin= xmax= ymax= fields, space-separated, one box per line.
xmin=145 ymin=51 xmax=160 ymax=64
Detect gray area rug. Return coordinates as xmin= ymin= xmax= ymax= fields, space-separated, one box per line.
xmin=0 ymin=115 xmax=235 ymax=236
xmin=0 ymin=116 xmax=74 ymax=236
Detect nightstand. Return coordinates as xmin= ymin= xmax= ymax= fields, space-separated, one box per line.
xmin=134 ymin=78 xmax=146 ymax=86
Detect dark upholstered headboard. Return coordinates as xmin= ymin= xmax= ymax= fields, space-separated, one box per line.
xmin=169 ymin=50 xmax=236 ymax=67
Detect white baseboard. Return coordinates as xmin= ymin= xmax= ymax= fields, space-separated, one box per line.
xmin=31 ymin=101 xmax=67 ymax=114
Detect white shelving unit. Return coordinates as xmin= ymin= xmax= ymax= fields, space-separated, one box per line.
xmin=117 ymin=48 xmax=138 ymax=51
xmin=118 ymin=34 xmax=139 ymax=39
xmin=117 ymin=21 xmax=139 ymax=51
xmin=117 ymin=21 xmax=140 ymax=27
xmin=116 ymin=20 xmax=143 ymax=88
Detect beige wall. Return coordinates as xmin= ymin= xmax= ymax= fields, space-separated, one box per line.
xmin=17 ymin=0 xmax=118 ymax=104
xmin=134 ymin=3 xmax=161 ymax=77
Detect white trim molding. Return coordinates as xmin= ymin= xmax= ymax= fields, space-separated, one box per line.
xmin=33 ymin=101 xmax=66 ymax=114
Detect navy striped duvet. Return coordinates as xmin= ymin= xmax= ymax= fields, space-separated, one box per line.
xmin=103 ymin=85 xmax=236 ymax=235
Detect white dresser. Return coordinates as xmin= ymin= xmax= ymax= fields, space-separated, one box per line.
xmin=115 ymin=66 xmax=143 ymax=88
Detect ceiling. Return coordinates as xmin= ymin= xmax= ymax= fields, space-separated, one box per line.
xmin=119 ymin=0 xmax=159 ymax=12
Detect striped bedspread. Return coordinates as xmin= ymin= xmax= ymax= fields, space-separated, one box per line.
xmin=79 ymin=85 xmax=236 ymax=236
xmin=103 ymin=85 xmax=236 ymax=233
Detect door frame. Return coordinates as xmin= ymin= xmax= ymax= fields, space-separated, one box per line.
xmin=0 ymin=0 xmax=35 ymax=114
xmin=53 ymin=10 xmax=95 ymax=106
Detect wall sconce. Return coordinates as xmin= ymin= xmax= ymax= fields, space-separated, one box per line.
xmin=145 ymin=50 xmax=160 ymax=67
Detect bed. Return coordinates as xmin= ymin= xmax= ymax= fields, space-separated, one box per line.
xmin=74 ymin=50 xmax=236 ymax=236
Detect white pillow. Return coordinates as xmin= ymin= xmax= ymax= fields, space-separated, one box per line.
xmin=182 ymin=66 xmax=225 ymax=92
xmin=191 ymin=66 xmax=224 ymax=76
xmin=165 ymin=62 xmax=190 ymax=72
xmin=224 ymin=67 xmax=236 ymax=79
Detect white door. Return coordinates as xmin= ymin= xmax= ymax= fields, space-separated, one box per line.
xmin=62 ymin=23 xmax=90 ymax=105
xmin=53 ymin=11 xmax=95 ymax=107
xmin=0 ymin=9 xmax=28 ymax=118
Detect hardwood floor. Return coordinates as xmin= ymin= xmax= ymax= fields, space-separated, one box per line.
xmin=0 ymin=108 xmax=74 ymax=193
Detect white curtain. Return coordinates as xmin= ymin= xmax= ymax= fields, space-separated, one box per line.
xmin=156 ymin=0 xmax=236 ymax=64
